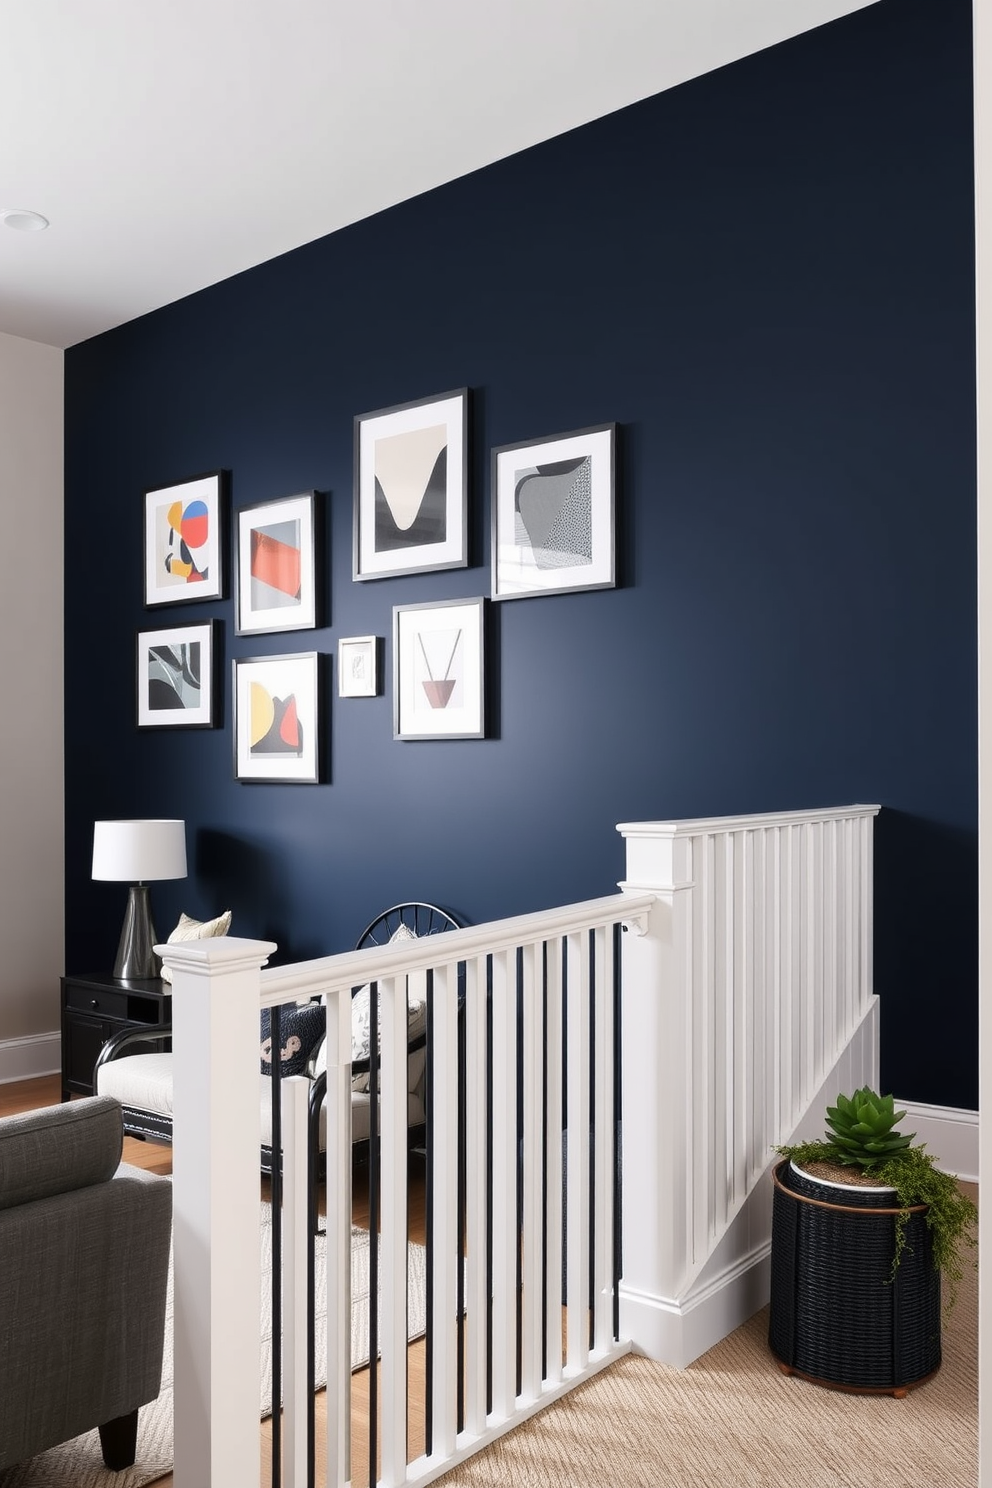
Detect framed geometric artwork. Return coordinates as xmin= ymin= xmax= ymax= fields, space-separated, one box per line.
xmin=136 ymin=620 xmax=219 ymax=729
xmin=354 ymin=388 xmax=469 ymax=580
xmin=235 ymin=491 xmax=320 ymax=636
xmin=144 ymin=470 xmax=227 ymax=606
xmin=232 ymin=652 xmax=322 ymax=783
xmin=393 ymin=597 xmax=485 ymax=741
xmin=490 ymin=423 xmax=616 ymax=601
xmin=338 ymin=635 xmax=378 ymax=698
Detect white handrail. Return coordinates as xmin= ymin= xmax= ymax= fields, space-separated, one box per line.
xmin=257 ymin=892 xmax=654 ymax=1007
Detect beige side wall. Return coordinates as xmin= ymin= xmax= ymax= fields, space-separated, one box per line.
xmin=0 ymin=331 xmax=63 ymax=1058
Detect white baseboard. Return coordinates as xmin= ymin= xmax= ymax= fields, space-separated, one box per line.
xmin=895 ymin=1098 xmax=979 ymax=1183
xmin=0 ymin=1032 xmax=60 ymax=1086
xmin=619 ymin=1242 xmax=771 ymax=1371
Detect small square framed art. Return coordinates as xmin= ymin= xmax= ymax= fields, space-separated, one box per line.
xmin=338 ymin=635 xmax=378 ymax=698
xmin=491 ymin=423 xmax=616 ymax=601
xmin=233 ymin=651 xmax=322 ymax=783
xmin=393 ymin=597 xmax=484 ymax=741
xmin=136 ymin=620 xmax=219 ymax=728
xmin=354 ymin=388 xmax=469 ymax=580
xmin=144 ymin=470 xmax=227 ymax=606
xmin=235 ymin=490 xmax=320 ymax=635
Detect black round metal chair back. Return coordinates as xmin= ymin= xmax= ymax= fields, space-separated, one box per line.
xmin=355 ymin=901 xmax=462 ymax=950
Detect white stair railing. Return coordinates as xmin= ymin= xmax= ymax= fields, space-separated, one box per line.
xmin=164 ymin=804 xmax=880 ymax=1484
xmin=165 ymin=892 xmax=653 ymax=1488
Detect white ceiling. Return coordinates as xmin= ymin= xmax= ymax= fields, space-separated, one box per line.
xmin=2 ymin=0 xmax=874 ymax=349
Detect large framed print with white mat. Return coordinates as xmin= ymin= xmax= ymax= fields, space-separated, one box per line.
xmin=143 ymin=470 xmax=226 ymax=606
xmin=137 ymin=619 xmax=219 ymax=728
xmin=354 ymin=388 xmax=468 ymax=580
xmin=491 ymin=423 xmax=616 ymax=600
xmin=235 ymin=491 xmax=320 ymax=635
xmin=393 ymin=597 xmax=484 ymax=740
xmin=233 ymin=651 xmax=322 ymax=782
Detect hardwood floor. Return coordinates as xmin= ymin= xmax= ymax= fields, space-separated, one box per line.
xmin=1 ymin=1074 xmax=430 ymax=1487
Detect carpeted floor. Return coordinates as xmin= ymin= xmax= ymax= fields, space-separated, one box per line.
xmin=435 ymin=1219 xmax=978 ymax=1488
xmin=0 ymin=1213 xmax=427 ymax=1488
xmin=1 ymin=1199 xmax=977 ymax=1488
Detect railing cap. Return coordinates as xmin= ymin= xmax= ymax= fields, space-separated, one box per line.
xmin=616 ymin=804 xmax=880 ymax=839
xmin=157 ymin=935 xmax=278 ymax=979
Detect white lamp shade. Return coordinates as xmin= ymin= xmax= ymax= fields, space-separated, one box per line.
xmin=92 ymin=819 xmax=187 ymax=883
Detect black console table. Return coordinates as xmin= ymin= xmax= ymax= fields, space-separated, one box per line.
xmin=61 ymin=973 xmax=170 ymax=1101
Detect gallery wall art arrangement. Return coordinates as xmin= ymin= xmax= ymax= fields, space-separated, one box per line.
xmin=131 ymin=403 xmax=617 ymax=771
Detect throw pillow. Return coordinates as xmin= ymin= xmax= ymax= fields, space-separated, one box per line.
xmin=159 ymin=908 xmax=232 ymax=983
xmin=348 ymin=923 xmax=430 ymax=1091
xmin=259 ymin=1002 xmax=326 ymax=1078
xmin=311 ymin=920 xmax=434 ymax=1086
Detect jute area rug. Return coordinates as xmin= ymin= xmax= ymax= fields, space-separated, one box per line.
xmin=0 ymin=1210 xmax=427 ymax=1488
xmin=435 ymin=1207 xmax=978 ymax=1488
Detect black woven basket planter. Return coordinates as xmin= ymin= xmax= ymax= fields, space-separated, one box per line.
xmin=768 ymin=1158 xmax=941 ymax=1396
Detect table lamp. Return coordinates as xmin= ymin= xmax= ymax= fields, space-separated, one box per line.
xmin=92 ymin=819 xmax=188 ymax=980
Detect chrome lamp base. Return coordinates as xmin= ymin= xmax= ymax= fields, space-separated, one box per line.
xmin=113 ymin=883 xmax=161 ymax=981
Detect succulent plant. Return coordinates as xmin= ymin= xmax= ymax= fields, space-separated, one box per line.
xmin=823 ymin=1086 xmax=915 ymax=1168
xmin=777 ymin=1086 xmax=977 ymax=1303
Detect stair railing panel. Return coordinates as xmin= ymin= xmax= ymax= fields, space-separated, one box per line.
xmin=618 ymin=804 xmax=880 ymax=1318
xmin=165 ymin=807 xmax=878 ymax=1486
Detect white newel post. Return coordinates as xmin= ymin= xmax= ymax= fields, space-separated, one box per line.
xmin=615 ymin=822 xmax=689 ymax=1360
xmin=162 ymin=935 xmax=277 ymax=1488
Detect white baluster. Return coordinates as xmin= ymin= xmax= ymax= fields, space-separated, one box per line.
xmin=323 ymin=984 xmax=353 ymax=1488
xmin=380 ymin=973 xmax=409 ymax=1487
xmin=282 ymin=1073 xmax=311 ymax=1488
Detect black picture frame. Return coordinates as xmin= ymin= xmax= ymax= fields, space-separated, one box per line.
xmin=232 ymin=651 xmax=323 ymax=783
xmin=491 ymin=423 xmax=616 ymax=601
xmin=393 ymin=596 xmax=485 ymax=740
xmin=234 ymin=490 xmax=321 ymax=636
xmin=354 ymin=388 xmax=469 ymax=580
xmin=136 ymin=619 xmax=220 ymax=729
xmin=143 ymin=469 xmax=228 ymax=606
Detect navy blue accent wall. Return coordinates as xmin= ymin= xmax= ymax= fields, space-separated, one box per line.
xmin=64 ymin=0 xmax=976 ymax=1107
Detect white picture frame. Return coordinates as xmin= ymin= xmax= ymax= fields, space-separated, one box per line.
xmin=338 ymin=635 xmax=378 ymax=698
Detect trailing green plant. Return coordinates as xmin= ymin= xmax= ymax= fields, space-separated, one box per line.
xmin=777 ymin=1086 xmax=977 ymax=1309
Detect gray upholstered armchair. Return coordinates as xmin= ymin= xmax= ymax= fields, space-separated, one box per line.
xmin=0 ymin=1095 xmax=172 ymax=1472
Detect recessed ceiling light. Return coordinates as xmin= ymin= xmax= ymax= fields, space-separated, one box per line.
xmin=1 ymin=209 xmax=49 ymax=232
